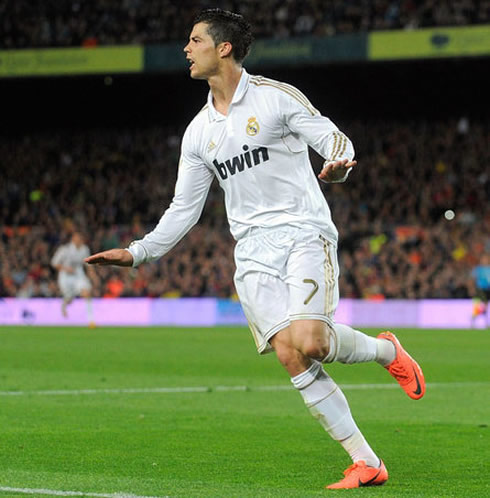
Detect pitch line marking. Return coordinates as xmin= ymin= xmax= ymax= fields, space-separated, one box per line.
xmin=0 ymin=382 xmax=487 ymax=397
xmin=0 ymin=486 xmax=166 ymax=498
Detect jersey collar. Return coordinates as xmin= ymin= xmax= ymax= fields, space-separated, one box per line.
xmin=207 ymin=68 xmax=250 ymax=122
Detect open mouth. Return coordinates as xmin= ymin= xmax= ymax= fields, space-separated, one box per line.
xmin=187 ymin=58 xmax=195 ymax=70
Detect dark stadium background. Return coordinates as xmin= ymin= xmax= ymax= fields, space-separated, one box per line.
xmin=2 ymin=57 xmax=488 ymax=133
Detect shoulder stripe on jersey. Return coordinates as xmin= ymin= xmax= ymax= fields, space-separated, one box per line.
xmin=250 ymin=79 xmax=317 ymax=116
xmin=249 ymin=76 xmax=313 ymax=108
xmin=250 ymin=75 xmax=311 ymax=105
xmin=250 ymin=75 xmax=313 ymax=108
xmin=250 ymin=76 xmax=315 ymax=112
xmin=250 ymin=79 xmax=314 ymax=114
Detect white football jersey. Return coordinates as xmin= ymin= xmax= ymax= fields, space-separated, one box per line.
xmin=128 ymin=69 xmax=354 ymax=267
xmin=51 ymin=242 xmax=90 ymax=278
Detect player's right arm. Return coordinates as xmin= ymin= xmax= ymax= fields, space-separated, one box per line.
xmin=86 ymin=127 xmax=214 ymax=268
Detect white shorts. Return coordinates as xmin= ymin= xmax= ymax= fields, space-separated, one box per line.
xmin=59 ymin=274 xmax=91 ymax=299
xmin=234 ymin=226 xmax=339 ymax=354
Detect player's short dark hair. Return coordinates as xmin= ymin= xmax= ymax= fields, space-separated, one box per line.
xmin=193 ymin=8 xmax=253 ymax=63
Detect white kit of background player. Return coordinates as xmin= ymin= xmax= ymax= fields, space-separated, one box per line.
xmin=51 ymin=232 xmax=95 ymax=326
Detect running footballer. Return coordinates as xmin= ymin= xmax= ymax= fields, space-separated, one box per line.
xmin=86 ymin=9 xmax=425 ymax=489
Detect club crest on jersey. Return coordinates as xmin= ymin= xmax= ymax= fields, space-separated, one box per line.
xmin=246 ymin=117 xmax=260 ymax=136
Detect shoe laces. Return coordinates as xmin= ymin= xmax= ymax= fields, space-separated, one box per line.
xmin=389 ymin=358 xmax=410 ymax=384
xmin=343 ymin=461 xmax=366 ymax=476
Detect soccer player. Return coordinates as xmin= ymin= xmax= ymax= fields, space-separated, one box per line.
xmin=51 ymin=231 xmax=95 ymax=327
xmin=471 ymin=254 xmax=490 ymax=328
xmin=85 ymin=9 xmax=425 ymax=489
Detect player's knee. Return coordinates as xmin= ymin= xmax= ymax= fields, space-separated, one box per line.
xmin=300 ymin=337 xmax=330 ymax=360
xmin=271 ymin=335 xmax=303 ymax=372
xmin=293 ymin=321 xmax=331 ymax=360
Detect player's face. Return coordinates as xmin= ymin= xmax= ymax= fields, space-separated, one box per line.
xmin=184 ymin=22 xmax=220 ymax=80
xmin=72 ymin=233 xmax=82 ymax=247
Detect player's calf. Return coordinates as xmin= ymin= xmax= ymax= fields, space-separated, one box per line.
xmin=288 ymin=320 xmax=396 ymax=366
xmin=291 ymin=362 xmax=382 ymax=470
xmin=321 ymin=323 xmax=396 ymax=366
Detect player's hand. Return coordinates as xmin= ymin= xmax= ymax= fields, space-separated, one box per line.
xmin=318 ymin=158 xmax=357 ymax=183
xmin=84 ymin=248 xmax=133 ymax=267
xmin=64 ymin=266 xmax=75 ymax=274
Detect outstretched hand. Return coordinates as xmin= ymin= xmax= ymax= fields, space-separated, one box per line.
xmin=84 ymin=248 xmax=133 ymax=267
xmin=318 ymin=158 xmax=357 ymax=183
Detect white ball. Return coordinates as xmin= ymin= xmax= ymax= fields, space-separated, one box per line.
xmin=444 ymin=209 xmax=455 ymax=221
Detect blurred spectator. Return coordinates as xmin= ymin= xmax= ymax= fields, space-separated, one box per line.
xmin=1 ymin=117 xmax=488 ymax=299
xmin=104 ymin=274 xmax=125 ymax=298
xmin=1 ymin=0 xmax=488 ymax=49
xmin=470 ymin=253 xmax=490 ymax=326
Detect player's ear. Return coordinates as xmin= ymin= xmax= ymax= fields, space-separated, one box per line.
xmin=218 ymin=41 xmax=233 ymax=58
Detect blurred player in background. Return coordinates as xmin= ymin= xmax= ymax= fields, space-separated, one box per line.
xmin=471 ymin=254 xmax=490 ymax=328
xmin=85 ymin=8 xmax=425 ymax=489
xmin=51 ymin=231 xmax=95 ymax=327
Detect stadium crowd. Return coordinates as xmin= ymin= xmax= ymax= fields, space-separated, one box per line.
xmin=1 ymin=117 xmax=488 ymax=300
xmin=1 ymin=0 xmax=489 ymax=49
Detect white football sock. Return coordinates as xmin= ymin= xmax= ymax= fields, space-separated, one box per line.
xmin=291 ymin=362 xmax=380 ymax=467
xmin=376 ymin=337 xmax=396 ymax=366
xmin=323 ymin=323 xmax=395 ymax=366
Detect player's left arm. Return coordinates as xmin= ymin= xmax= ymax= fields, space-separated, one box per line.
xmin=86 ymin=127 xmax=214 ymax=268
xmin=281 ymin=90 xmax=356 ymax=183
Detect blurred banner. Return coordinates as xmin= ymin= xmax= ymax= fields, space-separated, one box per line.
xmin=369 ymin=25 xmax=490 ymax=60
xmin=234 ymin=33 xmax=366 ymax=68
xmin=0 ymin=46 xmax=143 ymax=77
xmin=0 ymin=298 xmax=485 ymax=329
xmin=2 ymin=24 xmax=488 ymax=78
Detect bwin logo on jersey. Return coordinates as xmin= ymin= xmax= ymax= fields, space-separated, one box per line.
xmin=213 ymin=145 xmax=269 ymax=180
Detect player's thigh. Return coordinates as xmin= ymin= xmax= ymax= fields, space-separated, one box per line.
xmin=59 ymin=275 xmax=76 ymax=299
xmin=234 ymin=228 xmax=295 ymax=354
xmin=234 ymin=270 xmax=290 ymax=354
xmin=286 ymin=232 xmax=339 ymax=326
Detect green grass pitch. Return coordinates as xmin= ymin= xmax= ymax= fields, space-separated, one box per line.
xmin=0 ymin=326 xmax=489 ymax=497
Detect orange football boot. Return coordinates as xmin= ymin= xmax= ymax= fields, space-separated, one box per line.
xmin=377 ymin=331 xmax=425 ymax=400
xmin=327 ymin=460 xmax=388 ymax=489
